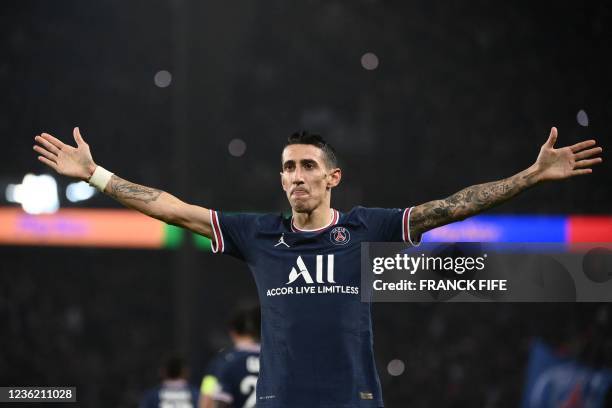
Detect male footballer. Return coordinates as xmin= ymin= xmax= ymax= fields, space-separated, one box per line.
xmin=33 ymin=127 xmax=602 ymax=407
xmin=199 ymin=306 xmax=261 ymax=408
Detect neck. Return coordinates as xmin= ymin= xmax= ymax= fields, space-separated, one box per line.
xmin=163 ymin=378 xmax=187 ymax=386
xmin=233 ymin=335 xmax=257 ymax=346
xmin=292 ymin=203 xmax=333 ymax=231
xmin=234 ymin=338 xmax=261 ymax=351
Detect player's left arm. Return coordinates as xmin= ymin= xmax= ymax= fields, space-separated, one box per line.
xmin=199 ymin=374 xmax=220 ymax=408
xmin=198 ymin=395 xmax=215 ymax=408
xmin=409 ymin=127 xmax=603 ymax=239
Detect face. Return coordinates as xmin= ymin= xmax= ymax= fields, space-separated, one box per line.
xmin=280 ymin=144 xmax=341 ymax=213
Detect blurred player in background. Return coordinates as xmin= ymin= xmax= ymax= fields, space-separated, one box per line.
xmin=522 ymin=306 xmax=612 ymax=408
xmin=140 ymin=355 xmax=200 ymax=408
xmin=199 ymin=306 xmax=261 ymax=408
xmin=33 ymin=127 xmax=602 ymax=407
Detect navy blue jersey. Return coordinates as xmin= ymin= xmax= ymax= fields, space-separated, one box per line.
xmin=200 ymin=350 xmax=229 ymax=397
xmin=209 ymin=206 xmax=418 ymax=408
xmin=211 ymin=344 xmax=261 ymax=408
xmin=140 ymin=380 xmax=199 ymax=408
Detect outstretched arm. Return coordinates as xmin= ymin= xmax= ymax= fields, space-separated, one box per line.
xmin=33 ymin=127 xmax=213 ymax=238
xmin=409 ymin=127 xmax=603 ymax=240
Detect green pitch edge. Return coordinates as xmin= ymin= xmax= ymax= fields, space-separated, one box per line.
xmin=162 ymin=224 xmax=211 ymax=250
xmin=163 ymin=224 xmax=185 ymax=248
xmin=192 ymin=233 xmax=212 ymax=251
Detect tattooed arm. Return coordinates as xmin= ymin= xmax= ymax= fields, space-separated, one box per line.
xmin=409 ymin=127 xmax=603 ymax=241
xmin=102 ymin=175 xmax=213 ymax=237
xmin=409 ymin=167 xmax=538 ymax=241
xmin=33 ymin=128 xmax=213 ymax=238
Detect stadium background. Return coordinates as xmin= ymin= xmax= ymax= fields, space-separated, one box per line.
xmin=1 ymin=1 xmax=610 ymax=406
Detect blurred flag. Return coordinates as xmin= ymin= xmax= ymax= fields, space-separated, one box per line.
xmin=522 ymin=339 xmax=612 ymax=408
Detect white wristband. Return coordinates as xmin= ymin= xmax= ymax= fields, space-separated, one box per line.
xmin=88 ymin=166 xmax=114 ymax=191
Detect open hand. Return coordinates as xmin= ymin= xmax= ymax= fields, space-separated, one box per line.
xmin=533 ymin=127 xmax=603 ymax=182
xmin=34 ymin=127 xmax=97 ymax=181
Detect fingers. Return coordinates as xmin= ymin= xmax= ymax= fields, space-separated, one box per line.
xmin=34 ymin=135 xmax=61 ymax=155
xmin=37 ymin=155 xmax=58 ymax=171
xmin=570 ymin=139 xmax=596 ymax=153
xmin=546 ymin=127 xmax=558 ymax=147
xmin=33 ymin=145 xmax=57 ymax=162
xmin=73 ymin=127 xmax=85 ymax=146
xmin=571 ymin=154 xmax=603 ymax=176
xmin=574 ymin=158 xmax=603 ymax=168
xmin=572 ymin=168 xmax=592 ymax=176
xmin=574 ymin=146 xmax=602 ymax=160
xmin=40 ymin=132 xmax=66 ymax=150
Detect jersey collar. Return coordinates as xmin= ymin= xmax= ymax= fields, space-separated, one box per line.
xmin=291 ymin=209 xmax=339 ymax=233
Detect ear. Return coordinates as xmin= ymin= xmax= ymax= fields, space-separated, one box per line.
xmin=327 ymin=168 xmax=342 ymax=189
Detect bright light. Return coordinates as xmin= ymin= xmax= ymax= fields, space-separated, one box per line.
xmin=361 ymin=52 xmax=379 ymax=70
xmin=6 ymin=174 xmax=59 ymax=214
xmin=387 ymin=359 xmax=405 ymax=376
xmin=5 ymin=184 xmax=16 ymax=202
xmin=66 ymin=181 xmax=96 ymax=203
xmin=228 ymin=138 xmax=247 ymax=157
xmin=576 ymin=109 xmax=589 ymax=127
xmin=154 ymin=70 xmax=172 ymax=88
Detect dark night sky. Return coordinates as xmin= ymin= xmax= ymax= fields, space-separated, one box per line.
xmin=1 ymin=0 xmax=609 ymax=214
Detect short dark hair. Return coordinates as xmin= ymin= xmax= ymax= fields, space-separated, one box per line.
xmin=228 ymin=306 xmax=261 ymax=340
xmin=162 ymin=355 xmax=186 ymax=379
xmin=284 ymin=131 xmax=339 ymax=169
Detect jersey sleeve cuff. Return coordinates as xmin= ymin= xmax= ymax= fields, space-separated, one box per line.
xmin=402 ymin=207 xmax=422 ymax=247
xmin=212 ymin=391 xmax=234 ymax=403
xmin=210 ymin=209 xmax=225 ymax=254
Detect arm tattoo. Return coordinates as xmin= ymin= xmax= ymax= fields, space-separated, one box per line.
xmin=107 ymin=175 xmax=162 ymax=204
xmin=410 ymin=168 xmax=539 ymax=237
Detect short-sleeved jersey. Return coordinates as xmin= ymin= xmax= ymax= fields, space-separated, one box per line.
xmin=210 ymin=344 xmax=261 ymax=408
xmin=209 ymin=206 xmax=418 ymax=408
xmin=199 ymin=350 xmax=229 ymax=397
xmin=140 ymin=380 xmax=199 ymax=408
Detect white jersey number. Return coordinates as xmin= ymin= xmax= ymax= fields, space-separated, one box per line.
xmin=239 ymin=375 xmax=257 ymax=408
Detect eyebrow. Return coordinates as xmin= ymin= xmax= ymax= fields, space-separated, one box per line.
xmin=282 ymin=159 xmax=319 ymax=168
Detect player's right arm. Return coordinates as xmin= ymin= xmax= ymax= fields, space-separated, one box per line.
xmin=33 ymin=128 xmax=213 ymax=238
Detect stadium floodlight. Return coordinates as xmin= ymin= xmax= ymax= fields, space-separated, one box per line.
xmin=5 ymin=173 xmax=59 ymax=214
xmin=66 ymin=181 xmax=96 ymax=203
xmin=361 ymin=52 xmax=379 ymax=70
xmin=576 ymin=109 xmax=589 ymax=127
xmin=154 ymin=70 xmax=172 ymax=88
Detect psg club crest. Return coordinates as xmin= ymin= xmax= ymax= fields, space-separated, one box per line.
xmin=330 ymin=226 xmax=350 ymax=245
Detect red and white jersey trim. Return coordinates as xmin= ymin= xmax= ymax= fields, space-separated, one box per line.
xmin=291 ymin=209 xmax=339 ymax=232
xmin=402 ymin=207 xmax=421 ymax=247
xmin=210 ymin=209 xmax=225 ymax=253
xmin=212 ymin=208 xmax=419 ymax=251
